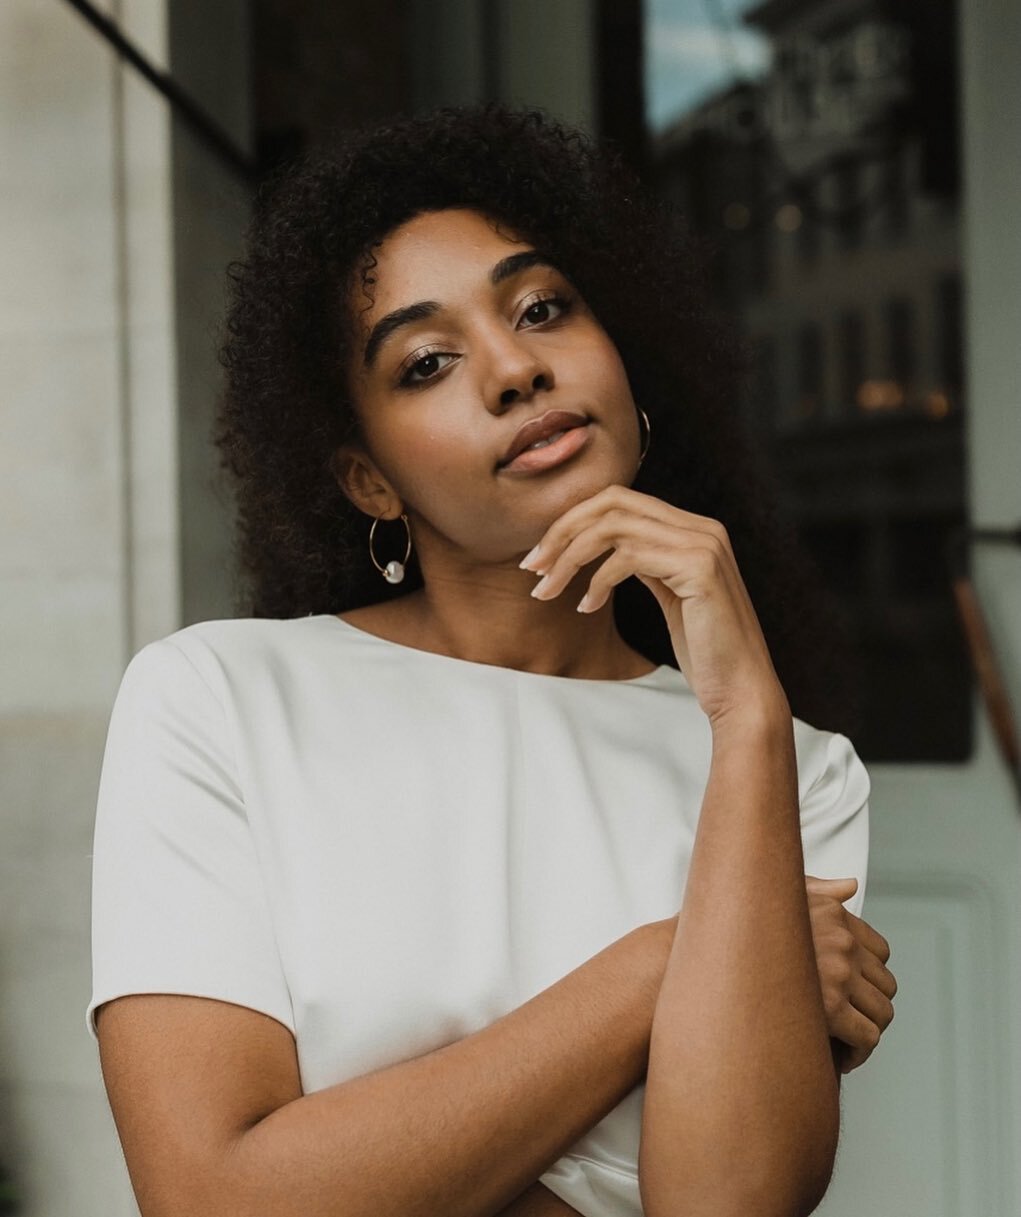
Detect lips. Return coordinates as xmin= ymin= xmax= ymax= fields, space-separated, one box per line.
xmin=498 ymin=410 xmax=589 ymax=469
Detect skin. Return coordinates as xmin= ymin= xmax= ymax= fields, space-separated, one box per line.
xmin=332 ymin=207 xmax=652 ymax=679
xmin=808 ymin=876 xmax=896 ymax=1073
xmin=505 ymin=482 xmax=880 ymax=1211
xmin=97 ymin=207 xmax=896 ymax=1217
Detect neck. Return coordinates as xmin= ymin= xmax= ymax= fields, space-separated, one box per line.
xmin=390 ymin=561 xmax=651 ymax=680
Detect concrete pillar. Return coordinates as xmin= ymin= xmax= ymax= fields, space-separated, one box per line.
xmin=0 ymin=1 xmax=248 ymax=1212
xmin=0 ymin=1 xmax=168 ymax=1209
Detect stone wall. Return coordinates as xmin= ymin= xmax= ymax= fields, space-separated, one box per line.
xmin=0 ymin=1 xmax=247 ymax=1212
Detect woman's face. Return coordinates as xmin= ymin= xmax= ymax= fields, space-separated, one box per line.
xmin=336 ymin=207 xmax=642 ymax=564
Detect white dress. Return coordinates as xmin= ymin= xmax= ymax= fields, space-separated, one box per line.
xmin=88 ymin=613 xmax=870 ymax=1217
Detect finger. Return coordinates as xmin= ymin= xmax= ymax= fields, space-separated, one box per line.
xmin=859 ymin=950 xmax=898 ymax=1000
xmin=827 ymin=1002 xmax=882 ymax=1060
xmin=841 ymin=1043 xmax=874 ymax=1074
xmin=806 ymin=875 xmax=859 ymax=897
xmin=578 ymin=541 xmax=724 ymax=613
xmin=847 ymin=974 xmax=896 ymax=1032
xmin=520 ymin=485 xmax=667 ymax=573
xmin=576 ymin=547 xmax=650 ymax=614
xmin=635 ymin=571 xmax=680 ymax=618
xmin=583 ymin=535 xmax=754 ymax=615
xmin=846 ymin=912 xmax=892 ymax=964
xmin=531 ymin=515 xmax=723 ymax=604
xmin=520 ymin=485 xmax=727 ymax=574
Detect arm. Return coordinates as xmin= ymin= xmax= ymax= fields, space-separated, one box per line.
xmin=97 ymin=916 xmax=670 ymax=1217
xmin=640 ymin=707 xmax=838 ymax=1217
xmin=97 ymin=877 xmax=894 ymax=1217
xmin=496 ymin=1184 xmax=586 ymax=1217
xmin=495 ymin=877 xmax=900 ymax=1217
xmin=521 ymin=485 xmax=853 ymax=1217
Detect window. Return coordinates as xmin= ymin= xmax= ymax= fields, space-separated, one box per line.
xmin=885 ymin=296 xmax=916 ymax=398
xmin=937 ymin=275 xmax=963 ymax=406
xmin=882 ymin=144 xmax=909 ymax=237
xmin=753 ymin=335 xmax=779 ymax=428
xmin=838 ymin=310 xmax=865 ymax=413
xmin=797 ymin=323 xmax=824 ymax=419
xmin=797 ymin=180 xmax=820 ymax=263
xmin=643 ymin=0 xmax=970 ymax=760
xmin=834 ymin=157 xmax=863 ymax=250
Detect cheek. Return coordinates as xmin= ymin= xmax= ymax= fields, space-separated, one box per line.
xmin=574 ymin=325 xmax=633 ymax=398
xmin=385 ymin=417 xmax=482 ymax=496
xmin=599 ymin=343 xmax=634 ymax=397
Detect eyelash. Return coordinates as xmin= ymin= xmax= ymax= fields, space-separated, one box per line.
xmin=396 ymin=292 xmax=574 ymax=389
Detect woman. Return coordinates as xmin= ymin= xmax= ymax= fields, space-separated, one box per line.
xmin=89 ymin=103 xmax=896 ymax=1217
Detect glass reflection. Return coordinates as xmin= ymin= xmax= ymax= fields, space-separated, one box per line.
xmin=645 ymin=0 xmax=969 ymax=761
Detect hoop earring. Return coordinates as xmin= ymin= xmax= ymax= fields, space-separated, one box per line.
xmin=636 ymin=405 xmax=651 ymax=464
xmin=368 ymin=512 xmax=412 ymax=584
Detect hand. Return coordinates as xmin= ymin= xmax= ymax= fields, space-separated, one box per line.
xmin=521 ymin=485 xmax=785 ymax=725
xmin=806 ymin=876 xmax=897 ymax=1073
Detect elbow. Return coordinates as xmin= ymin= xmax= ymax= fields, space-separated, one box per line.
xmin=752 ymin=1095 xmax=840 ymax=1217
xmin=772 ymin=1094 xmax=841 ymax=1215
xmin=640 ymin=1104 xmax=840 ymax=1217
xmin=799 ymin=1080 xmax=841 ymax=1213
xmin=785 ymin=1138 xmax=839 ymax=1217
xmin=642 ymin=1167 xmax=836 ymax=1217
xmin=798 ymin=1114 xmax=837 ymax=1217
xmin=757 ymin=1065 xmax=841 ymax=1216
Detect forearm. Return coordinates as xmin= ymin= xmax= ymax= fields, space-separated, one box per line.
xmin=495 ymin=1182 xmax=585 ymax=1217
xmin=214 ymin=923 xmax=667 ymax=1217
xmin=640 ymin=704 xmax=839 ymax=1217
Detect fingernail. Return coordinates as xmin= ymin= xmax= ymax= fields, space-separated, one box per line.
xmin=576 ymin=593 xmax=594 ymax=613
xmin=530 ymin=575 xmax=551 ymax=599
xmin=519 ymin=545 xmax=542 ymax=571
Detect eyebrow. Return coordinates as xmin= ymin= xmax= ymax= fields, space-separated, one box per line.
xmin=361 ymin=249 xmax=560 ymax=370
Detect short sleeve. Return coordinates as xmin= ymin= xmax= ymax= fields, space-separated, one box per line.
xmin=797 ymin=728 xmax=871 ymax=918
xmin=87 ymin=637 xmax=294 ymax=1038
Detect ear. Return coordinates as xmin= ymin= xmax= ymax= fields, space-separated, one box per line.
xmin=330 ymin=443 xmax=403 ymax=520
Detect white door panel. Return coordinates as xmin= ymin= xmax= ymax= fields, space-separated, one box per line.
xmin=818 ymin=0 xmax=1021 ymax=1209
xmin=819 ymin=846 xmax=1016 ymax=1214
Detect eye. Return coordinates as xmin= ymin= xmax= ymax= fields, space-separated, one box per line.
xmin=520 ymin=293 xmax=573 ymax=327
xmin=398 ymin=349 xmax=456 ymax=387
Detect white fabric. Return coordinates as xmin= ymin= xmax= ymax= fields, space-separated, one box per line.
xmin=88 ymin=613 xmax=870 ymax=1217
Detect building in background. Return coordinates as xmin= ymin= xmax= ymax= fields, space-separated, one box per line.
xmin=251 ymin=0 xmax=646 ymax=175
xmin=651 ymin=0 xmax=968 ymax=760
xmin=3 ymin=3 xmax=1019 ymax=1216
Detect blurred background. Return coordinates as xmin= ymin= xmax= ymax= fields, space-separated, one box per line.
xmin=1 ymin=0 xmax=1019 ymax=1213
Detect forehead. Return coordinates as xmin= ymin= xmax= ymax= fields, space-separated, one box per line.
xmin=355 ymin=208 xmax=533 ymax=313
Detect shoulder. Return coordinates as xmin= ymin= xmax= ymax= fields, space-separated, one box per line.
xmin=122 ymin=614 xmax=340 ymax=696
xmin=791 ymin=718 xmax=870 ymax=913
xmin=113 ymin=615 xmax=402 ymax=736
xmin=154 ymin=614 xmax=319 ymax=666
xmin=792 ymin=718 xmax=870 ymax=810
xmin=102 ymin=618 xmax=339 ymax=746
xmin=791 ymin=717 xmax=870 ymax=886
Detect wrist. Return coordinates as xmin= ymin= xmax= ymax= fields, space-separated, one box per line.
xmin=708 ymin=686 xmax=792 ymax=743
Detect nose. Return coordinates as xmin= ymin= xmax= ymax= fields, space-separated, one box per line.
xmin=498 ymin=368 xmax=552 ymax=410
xmin=482 ymin=328 xmax=555 ymax=413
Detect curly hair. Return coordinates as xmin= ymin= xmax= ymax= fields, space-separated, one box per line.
xmin=215 ymin=101 xmax=858 ymax=732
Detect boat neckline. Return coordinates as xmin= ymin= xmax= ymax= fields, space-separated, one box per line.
xmin=316 ymin=613 xmax=678 ymax=687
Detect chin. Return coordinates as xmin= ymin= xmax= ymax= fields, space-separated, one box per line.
xmin=533 ymin=461 xmax=630 ymax=521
